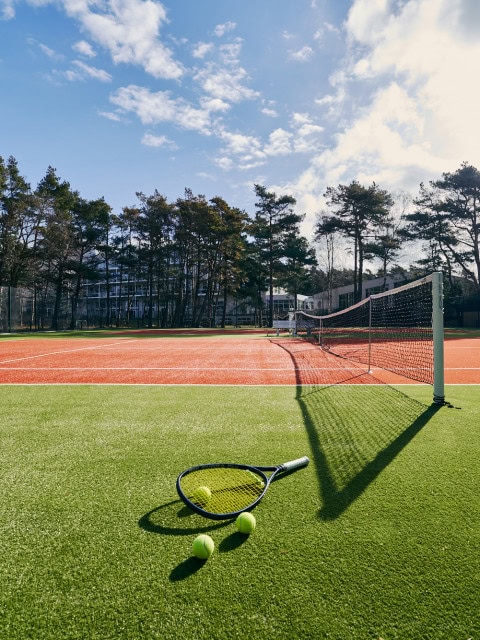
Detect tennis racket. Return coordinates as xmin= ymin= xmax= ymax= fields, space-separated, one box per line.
xmin=176 ymin=456 xmax=309 ymax=520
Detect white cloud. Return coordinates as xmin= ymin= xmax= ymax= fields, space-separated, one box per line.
xmin=217 ymin=129 xmax=266 ymax=169
xmin=194 ymin=40 xmax=259 ymax=105
xmin=216 ymin=115 xmax=325 ymax=170
xmin=196 ymin=171 xmax=215 ymax=180
xmin=219 ymin=41 xmax=242 ymax=63
xmin=294 ymin=125 xmax=324 ymax=153
xmin=350 ymin=2 xmax=448 ymax=79
xmin=215 ymin=156 xmax=234 ymax=171
xmin=110 ymin=85 xmax=211 ymax=134
xmin=0 ymin=0 xmax=14 ymax=20
xmin=211 ymin=103 xmax=326 ymax=173
xmin=289 ymin=46 xmax=314 ymax=62
xmin=289 ymin=80 xmax=445 ymax=229
xmin=39 ymin=43 xmax=57 ymax=58
xmin=73 ymin=40 xmax=96 ymax=57
xmin=290 ymin=113 xmax=324 ymax=153
xmin=264 ymin=128 xmax=293 ymax=156
xmin=214 ymin=21 xmax=236 ymax=37
xmin=261 ymin=108 xmax=278 ymax=117
xmin=346 ymin=0 xmax=391 ymax=46
xmin=292 ymin=112 xmax=312 ymax=126
xmin=195 ymin=65 xmax=258 ymax=104
xmin=315 ymin=70 xmax=347 ymax=116
xmin=324 ymin=21 xmax=341 ymax=34
xmin=281 ymin=0 xmax=480 ymax=239
xmin=314 ymin=21 xmax=341 ymax=41
xmin=28 ymin=38 xmax=64 ymax=60
xmin=62 ymin=0 xmax=184 ymax=79
xmin=200 ymin=96 xmax=230 ymax=112
xmin=192 ymin=41 xmax=214 ymax=59
xmin=99 ymin=111 xmax=123 ymax=122
xmin=345 ymin=0 xmax=480 ymax=164
xmin=7 ymin=0 xmax=183 ymax=78
xmin=318 ymin=83 xmax=442 ymax=183
xmin=142 ymin=133 xmax=178 ymax=149
xmin=298 ymin=124 xmax=324 ymax=137
xmin=220 ymin=130 xmax=263 ymax=157
xmin=65 ymin=60 xmax=112 ymax=82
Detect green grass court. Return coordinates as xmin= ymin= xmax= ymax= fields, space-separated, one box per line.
xmin=1 ymin=376 xmax=479 ymax=638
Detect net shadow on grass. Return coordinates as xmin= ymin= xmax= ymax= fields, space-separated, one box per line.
xmin=271 ymin=338 xmax=441 ymax=520
xmin=301 ymin=384 xmax=441 ymax=520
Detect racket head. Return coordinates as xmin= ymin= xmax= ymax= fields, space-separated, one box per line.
xmin=176 ymin=463 xmax=269 ymax=520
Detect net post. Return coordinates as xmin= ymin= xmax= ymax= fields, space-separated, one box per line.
xmin=367 ymin=296 xmax=372 ymax=374
xmin=432 ymin=271 xmax=445 ymax=404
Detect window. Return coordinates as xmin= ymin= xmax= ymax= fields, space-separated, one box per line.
xmin=339 ymin=292 xmax=355 ymax=309
xmin=365 ymin=285 xmax=384 ymax=296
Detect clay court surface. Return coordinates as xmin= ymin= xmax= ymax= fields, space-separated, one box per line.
xmin=0 ymin=332 xmax=478 ymax=385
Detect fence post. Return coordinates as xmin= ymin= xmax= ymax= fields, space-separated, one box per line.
xmin=7 ymin=285 xmax=12 ymax=333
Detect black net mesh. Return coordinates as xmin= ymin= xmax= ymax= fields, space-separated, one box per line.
xmin=295 ymin=277 xmax=435 ymax=385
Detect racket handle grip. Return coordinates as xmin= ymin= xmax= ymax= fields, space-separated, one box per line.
xmin=282 ymin=456 xmax=309 ymax=472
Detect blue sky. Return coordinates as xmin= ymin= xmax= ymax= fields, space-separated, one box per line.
xmin=1 ymin=0 xmax=480 ymax=248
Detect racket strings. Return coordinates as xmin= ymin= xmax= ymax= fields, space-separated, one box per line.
xmin=179 ymin=467 xmax=266 ymax=515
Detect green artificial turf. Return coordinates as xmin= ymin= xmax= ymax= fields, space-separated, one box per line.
xmin=1 ymin=383 xmax=479 ymax=639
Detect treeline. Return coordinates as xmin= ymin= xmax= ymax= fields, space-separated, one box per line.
xmin=1 ymin=155 xmax=480 ymax=329
xmin=316 ymin=162 xmax=480 ymax=306
xmin=0 ymin=158 xmax=318 ymax=329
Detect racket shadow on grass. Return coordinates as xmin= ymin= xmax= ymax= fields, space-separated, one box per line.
xmin=138 ymin=499 xmax=231 ymax=537
xmin=139 ymin=502 xmax=249 ymax=582
xmin=139 ymin=500 xmax=233 ymax=582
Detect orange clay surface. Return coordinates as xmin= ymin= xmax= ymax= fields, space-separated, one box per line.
xmin=0 ymin=332 xmax=478 ymax=385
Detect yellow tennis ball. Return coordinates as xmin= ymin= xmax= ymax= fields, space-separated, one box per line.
xmin=246 ymin=470 xmax=265 ymax=488
xmin=236 ymin=511 xmax=256 ymax=534
xmin=192 ymin=485 xmax=212 ymax=504
xmin=192 ymin=534 xmax=215 ymax=560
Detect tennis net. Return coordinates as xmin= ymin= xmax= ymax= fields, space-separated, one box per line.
xmin=294 ymin=272 xmax=445 ymax=403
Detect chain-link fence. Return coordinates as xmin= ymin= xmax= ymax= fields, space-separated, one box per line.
xmin=0 ymin=286 xmax=187 ymax=331
xmin=0 ymin=286 xmax=81 ymax=331
xmin=0 ymin=285 xmax=216 ymax=330
xmin=0 ymin=287 xmax=36 ymax=332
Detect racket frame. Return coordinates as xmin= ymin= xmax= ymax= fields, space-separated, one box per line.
xmin=176 ymin=456 xmax=309 ymax=520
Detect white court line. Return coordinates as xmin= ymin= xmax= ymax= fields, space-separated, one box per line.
xmin=442 ymin=367 xmax=480 ymax=370
xmin=0 ymin=340 xmax=135 ymax=365
xmin=1 ymin=365 xmax=475 ymax=371
xmin=0 ymin=382 xmax=432 ymax=387
xmin=0 ymin=363 xmax=360 ymax=374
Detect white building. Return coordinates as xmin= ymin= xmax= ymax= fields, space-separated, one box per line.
xmin=312 ymin=275 xmax=406 ymax=315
